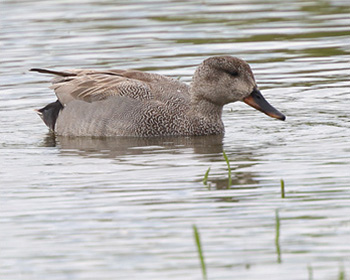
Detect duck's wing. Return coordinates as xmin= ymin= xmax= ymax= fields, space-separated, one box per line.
xmin=30 ymin=68 xmax=190 ymax=106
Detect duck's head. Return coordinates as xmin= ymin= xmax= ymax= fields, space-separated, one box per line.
xmin=192 ymin=56 xmax=285 ymax=121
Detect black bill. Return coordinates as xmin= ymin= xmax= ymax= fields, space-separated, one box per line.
xmin=243 ymin=88 xmax=286 ymax=121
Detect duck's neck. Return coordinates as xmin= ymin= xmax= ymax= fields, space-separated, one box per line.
xmin=191 ymin=96 xmax=223 ymax=121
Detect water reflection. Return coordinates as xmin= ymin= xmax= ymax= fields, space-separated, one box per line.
xmin=209 ymin=173 xmax=259 ymax=190
xmin=42 ymin=133 xmax=260 ymax=190
xmin=52 ymin=134 xmax=225 ymax=158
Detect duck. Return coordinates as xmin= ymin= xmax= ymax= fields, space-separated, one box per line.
xmin=31 ymin=56 xmax=285 ymax=137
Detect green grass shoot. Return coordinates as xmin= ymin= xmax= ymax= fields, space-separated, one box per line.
xmin=308 ymin=265 xmax=313 ymax=280
xmin=223 ymin=151 xmax=232 ymax=187
xmin=275 ymin=209 xmax=282 ymax=263
xmin=338 ymin=265 xmax=345 ymax=280
xmin=203 ymin=167 xmax=210 ymax=186
xmin=280 ymin=179 xmax=285 ymax=198
xmin=193 ymin=225 xmax=207 ymax=280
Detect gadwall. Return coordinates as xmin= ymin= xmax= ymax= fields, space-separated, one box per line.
xmin=31 ymin=56 xmax=285 ymax=137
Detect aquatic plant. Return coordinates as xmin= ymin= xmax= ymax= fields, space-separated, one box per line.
xmin=308 ymin=265 xmax=313 ymax=280
xmin=193 ymin=225 xmax=207 ymax=280
xmin=338 ymin=265 xmax=345 ymax=280
xmin=223 ymin=151 xmax=232 ymax=188
xmin=203 ymin=167 xmax=211 ymax=187
xmin=275 ymin=209 xmax=282 ymax=263
xmin=307 ymin=263 xmax=346 ymax=280
xmin=280 ymin=179 xmax=285 ymax=198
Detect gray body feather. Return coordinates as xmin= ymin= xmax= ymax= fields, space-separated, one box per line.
xmin=32 ymin=56 xmax=284 ymax=137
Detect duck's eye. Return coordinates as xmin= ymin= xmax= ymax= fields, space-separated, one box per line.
xmin=226 ymin=70 xmax=239 ymax=77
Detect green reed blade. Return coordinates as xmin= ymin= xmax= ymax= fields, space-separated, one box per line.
xmin=338 ymin=265 xmax=345 ymax=280
xmin=203 ymin=167 xmax=210 ymax=186
xmin=308 ymin=265 xmax=313 ymax=280
xmin=280 ymin=179 xmax=285 ymax=198
xmin=275 ymin=209 xmax=282 ymax=263
xmin=193 ymin=225 xmax=207 ymax=280
xmin=223 ymin=151 xmax=232 ymax=187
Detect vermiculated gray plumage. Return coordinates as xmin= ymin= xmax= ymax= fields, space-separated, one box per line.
xmin=31 ymin=56 xmax=285 ymax=137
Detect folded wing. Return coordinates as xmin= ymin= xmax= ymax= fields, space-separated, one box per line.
xmin=30 ymin=68 xmax=190 ymax=106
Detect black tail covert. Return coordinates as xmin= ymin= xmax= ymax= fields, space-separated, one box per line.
xmin=36 ymin=100 xmax=63 ymax=131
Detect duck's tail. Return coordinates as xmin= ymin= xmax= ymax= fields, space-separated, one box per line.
xmin=35 ymin=100 xmax=63 ymax=131
xmin=31 ymin=68 xmax=71 ymax=131
xmin=30 ymin=68 xmax=76 ymax=77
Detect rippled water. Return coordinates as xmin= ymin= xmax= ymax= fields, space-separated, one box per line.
xmin=1 ymin=0 xmax=350 ymax=279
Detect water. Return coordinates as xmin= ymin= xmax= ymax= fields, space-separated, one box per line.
xmin=1 ymin=0 xmax=350 ymax=279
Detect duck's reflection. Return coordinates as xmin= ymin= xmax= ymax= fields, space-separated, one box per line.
xmin=210 ymin=172 xmax=259 ymax=190
xmin=41 ymin=133 xmax=260 ymax=190
xmin=44 ymin=133 xmax=225 ymax=156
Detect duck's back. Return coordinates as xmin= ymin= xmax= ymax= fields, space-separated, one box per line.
xmin=50 ymin=69 xmax=190 ymax=104
xmin=46 ymin=69 xmax=194 ymax=136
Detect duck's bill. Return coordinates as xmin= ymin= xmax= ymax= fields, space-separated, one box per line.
xmin=243 ymin=88 xmax=286 ymax=121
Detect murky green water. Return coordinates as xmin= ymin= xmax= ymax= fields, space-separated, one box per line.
xmin=1 ymin=0 xmax=349 ymax=279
